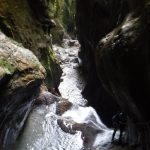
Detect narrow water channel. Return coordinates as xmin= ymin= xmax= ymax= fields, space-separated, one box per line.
xmin=15 ymin=39 xmax=129 ymax=150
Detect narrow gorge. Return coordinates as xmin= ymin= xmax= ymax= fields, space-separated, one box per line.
xmin=0 ymin=0 xmax=150 ymax=150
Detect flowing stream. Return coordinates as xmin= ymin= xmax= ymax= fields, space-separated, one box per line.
xmin=15 ymin=39 xmax=129 ymax=150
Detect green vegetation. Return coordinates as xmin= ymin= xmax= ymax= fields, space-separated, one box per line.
xmin=0 ymin=0 xmax=76 ymax=89
xmin=63 ymin=0 xmax=76 ymax=38
xmin=0 ymin=59 xmax=15 ymax=74
xmin=51 ymin=0 xmax=76 ymax=43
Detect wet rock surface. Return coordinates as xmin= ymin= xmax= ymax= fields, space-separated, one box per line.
xmin=0 ymin=31 xmax=46 ymax=150
xmin=76 ymin=0 xmax=150 ymax=149
xmin=0 ymin=0 xmax=62 ymax=89
xmin=75 ymin=0 xmax=130 ymax=126
xmin=36 ymin=91 xmax=61 ymax=106
xmin=56 ymin=100 xmax=73 ymax=115
xmin=95 ymin=6 xmax=150 ymax=148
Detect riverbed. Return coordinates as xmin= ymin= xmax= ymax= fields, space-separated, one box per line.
xmin=15 ymin=39 xmax=130 ymax=150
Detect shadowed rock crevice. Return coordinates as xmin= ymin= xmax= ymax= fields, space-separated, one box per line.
xmin=76 ymin=0 xmax=150 ymax=148
xmin=76 ymin=0 xmax=130 ymax=127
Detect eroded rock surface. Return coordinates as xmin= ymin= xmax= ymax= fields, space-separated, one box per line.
xmin=76 ymin=0 xmax=150 ymax=149
xmin=75 ymin=0 xmax=130 ymax=126
xmin=0 ymin=32 xmax=46 ymax=150
xmin=95 ymin=4 xmax=150 ymax=147
xmin=0 ymin=0 xmax=61 ymax=89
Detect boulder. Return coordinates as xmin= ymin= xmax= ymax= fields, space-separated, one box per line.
xmin=0 ymin=0 xmax=62 ymax=89
xmin=0 ymin=31 xmax=46 ymax=150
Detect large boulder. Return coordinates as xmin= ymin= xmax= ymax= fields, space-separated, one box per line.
xmin=0 ymin=0 xmax=61 ymax=89
xmin=0 ymin=31 xmax=46 ymax=150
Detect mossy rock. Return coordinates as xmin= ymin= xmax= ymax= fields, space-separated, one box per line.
xmin=0 ymin=31 xmax=46 ymax=91
xmin=0 ymin=59 xmax=15 ymax=75
xmin=0 ymin=0 xmax=61 ymax=89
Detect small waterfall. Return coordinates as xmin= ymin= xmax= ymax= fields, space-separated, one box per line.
xmin=62 ymin=106 xmax=107 ymax=130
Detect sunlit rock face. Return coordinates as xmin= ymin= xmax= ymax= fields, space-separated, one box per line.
xmin=0 ymin=32 xmax=46 ymax=150
xmin=0 ymin=0 xmax=61 ymax=89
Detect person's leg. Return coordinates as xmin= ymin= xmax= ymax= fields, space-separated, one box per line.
xmin=119 ymin=127 xmax=123 ymax=143
xmin=112 ymin=128 xmax=117 ymax=142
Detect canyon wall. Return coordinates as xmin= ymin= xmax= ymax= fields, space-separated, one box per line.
xmin=76 ymin=0 xmax=150 ymax=147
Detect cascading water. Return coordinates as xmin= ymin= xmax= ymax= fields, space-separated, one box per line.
xmin=15 ymin=39 xmax=129 ymax=150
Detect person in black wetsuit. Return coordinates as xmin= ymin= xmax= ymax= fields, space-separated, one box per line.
xmin=112 ymin=112 xmax=127 ymax=143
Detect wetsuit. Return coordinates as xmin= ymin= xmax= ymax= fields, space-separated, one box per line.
xmin=112 ymin=112 xmax=127 ymax=143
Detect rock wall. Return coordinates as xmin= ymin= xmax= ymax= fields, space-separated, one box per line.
xmin=0 ymin=31 xmax=46 ymax=150
xmin=76 ymin=0 xmax=130 ymax=126
xmin=0 ymin=0 xmax=62 ymax=90
xmin=0 ymin=1 xmax=64 ymax=149
xmin=76 ymin=0 xmax=150 ymax=148
xmin=51 ymin=0 xmax=76 ymax=44
xmin=95 ymin=1 xmax=150 ymax=147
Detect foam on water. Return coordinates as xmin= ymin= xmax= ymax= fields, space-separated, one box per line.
xmin=63 ymin=105 xmax=107 ymax=130
xmin=15 ymin=104 xmax=83 ymax=150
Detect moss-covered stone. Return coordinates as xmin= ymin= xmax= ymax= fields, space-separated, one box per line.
xmin=0 ymin=31 xmax=46 ymax=89
xmin=0 ymin=0 xmax=61 ymax=89
xmin=0 ymin=31 xmax=46 ymax=149
xmin=63 ymin=0 xmax=76 ymax=38
xmin=0 ymin=59 xmax=14 ymax=74
xmin=50 ymin=0 xmax=76 ymax=44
